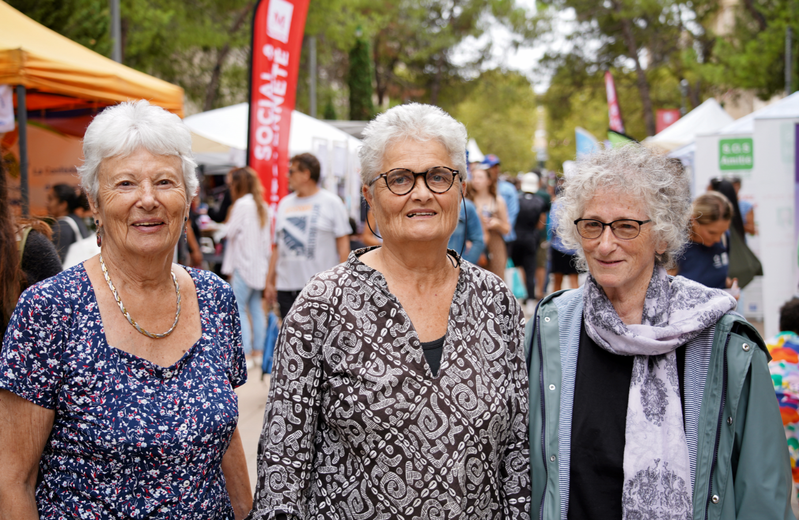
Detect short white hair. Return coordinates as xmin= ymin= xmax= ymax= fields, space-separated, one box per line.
xmin=556 ymin=144 xmax=691 ymax=270
xmin=359 ymin=103 xmax=467 ymax=188
xmin=78 ymin=100 xmax=198 ymax=203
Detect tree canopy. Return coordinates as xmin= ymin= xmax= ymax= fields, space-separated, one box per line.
xmin=8 ymin=0 xmax=797 ymax=177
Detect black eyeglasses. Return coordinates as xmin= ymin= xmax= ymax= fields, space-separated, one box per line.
xmin=574 ymin=218 xmax=652 ymax=240
xmin=368 ymin=166 xmax=459 ymax=195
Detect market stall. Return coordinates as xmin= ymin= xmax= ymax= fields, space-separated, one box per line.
xmin=0 ymin=0 xmax=183 ymax=214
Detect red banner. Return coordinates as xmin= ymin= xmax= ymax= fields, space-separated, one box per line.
xmin=656 ymin=109 xmax=681 ymax=134
xmin=248 ymin=0 xmax=309 ymax=213
xmin=604 ymin=71 xmax=625 ymax=134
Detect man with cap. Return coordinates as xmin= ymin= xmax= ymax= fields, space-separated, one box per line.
xmin=481 ymin=154 xmax=519 ymax=254
xmin=511 ymin=172 xmax=546 ymax=312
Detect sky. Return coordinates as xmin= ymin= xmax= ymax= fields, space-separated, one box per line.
xmin=451 ymin=1 xmax=577 ymax=94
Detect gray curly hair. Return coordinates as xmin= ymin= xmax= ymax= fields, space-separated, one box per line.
xmin=77 ymin=100 xmax=198 ymax=204
xmin=358 ymin=103 xmax=467 ymax=189
xmin=555 ymin=144 xmax=691 ymax=270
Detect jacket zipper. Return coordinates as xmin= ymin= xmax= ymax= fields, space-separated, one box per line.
xmin=537 ymin=312 xmax=547 ymax=520
xmin=704 ymin=333 xmax=731 ymax=520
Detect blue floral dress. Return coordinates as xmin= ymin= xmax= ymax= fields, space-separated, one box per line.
xmin=0 ymin=264 xmax=247 ymax=519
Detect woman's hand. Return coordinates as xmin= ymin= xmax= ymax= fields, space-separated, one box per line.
xmin=0 ymin=390 xmax=55 ymax=520
xmin=725 ymin=277 xmax=740 ymax=300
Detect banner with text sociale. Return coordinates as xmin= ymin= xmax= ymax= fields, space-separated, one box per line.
xmin=247 ymin=0 xmax=310 ymax=213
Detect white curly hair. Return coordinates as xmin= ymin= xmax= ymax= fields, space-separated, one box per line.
xmin=555 ymin=144 xmax=691 ymax=270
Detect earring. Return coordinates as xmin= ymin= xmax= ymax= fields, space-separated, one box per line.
xmin=96 ymin=226 xmax=102 ymax=247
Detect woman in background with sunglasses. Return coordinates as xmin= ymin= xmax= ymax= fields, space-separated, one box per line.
xmin=526 ymin=144 xmax=792 ymax=520
xmin=248 ymin=103 xmax=530 ymax=520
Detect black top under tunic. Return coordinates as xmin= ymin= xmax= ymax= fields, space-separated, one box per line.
xmin=568 ymin=321 xmax=686 ymax=520
xmin=420 ymin=335 xmax=446 ymax=377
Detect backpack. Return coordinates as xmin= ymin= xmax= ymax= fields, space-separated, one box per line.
xmin=515 ymin=192 xmax=546 ymax=236
xmin=60 ymin=216 xmax=100 ymax=268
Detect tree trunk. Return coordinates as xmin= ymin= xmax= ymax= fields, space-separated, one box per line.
xmin=373 ymin=33 xmax=386 ymax=107
xmin=203 ymin=3 xmax=254 ymax=111
xmin=615 ymin=3 xmax=656 ymax=136
xmin=429 ymin=53 xmax=444 ymax=106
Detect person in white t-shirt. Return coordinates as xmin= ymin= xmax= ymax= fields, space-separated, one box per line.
xmin=265 ymin=153 xmax=351 ymax=319
xmin=221 ymin=166 xmax=271 ymax=360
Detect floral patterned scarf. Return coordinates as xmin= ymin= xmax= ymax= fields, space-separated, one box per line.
xmin=582 ymin=265 xmax=737 ymax=519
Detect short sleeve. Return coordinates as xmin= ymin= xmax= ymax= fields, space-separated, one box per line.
xmin=0 ymin=282 xmax=68 ymax=409
xmin=217 ymin=276 xmax=248 ymax=388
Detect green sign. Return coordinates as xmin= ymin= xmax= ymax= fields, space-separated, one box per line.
xmin=719 ymin=138 xmax=753 ymax=170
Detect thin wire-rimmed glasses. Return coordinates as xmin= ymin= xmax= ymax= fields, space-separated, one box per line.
xmin=367 ymin=166 xmax=459 ymax=195
xmin=574 ymin=218 xmax=652 ymax=240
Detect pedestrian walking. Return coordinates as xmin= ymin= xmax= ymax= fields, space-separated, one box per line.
xmin=221 ymin=166 xmax=271 ymax=363
xmin=248 ymin=103 xmax=530 ymax=519
xmin=511 ymin=171 xmax=546 ymax=312
xmin=264 ymin=153 xmax=350 ymax=320
xmin=528 ymin=144 xmax=792 ymax=519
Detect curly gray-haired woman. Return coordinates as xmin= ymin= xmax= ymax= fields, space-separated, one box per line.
xmin=527 ymin=144 xmax=793 ymax=519
xmin=248 ymin=103 xmax=530 ymax=519
xmin=0 ymin=100 xmax=252 ymax=519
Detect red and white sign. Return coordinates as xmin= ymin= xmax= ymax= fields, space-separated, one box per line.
xmin=248 ymin=0 xmax=309 ymax=214
xmin=656 ymin=109 xmax=681 ymax=134
xmin=604 ymin=71 xmax=625 ymax=134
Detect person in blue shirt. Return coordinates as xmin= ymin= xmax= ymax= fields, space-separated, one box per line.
xmin=481 ymin=154 xmax=519 ymax=247
xmin=448 ymin=198 xmax=485 ymax=264
xmin=672 ymin=191 xmax=735 ymax=290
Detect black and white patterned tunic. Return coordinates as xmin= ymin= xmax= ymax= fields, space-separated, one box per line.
xmin=249 ymin=251 xmax=531 ymax=519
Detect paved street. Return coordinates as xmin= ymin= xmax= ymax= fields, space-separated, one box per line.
xmin=235 ymin=369 xmax=272 ymax=493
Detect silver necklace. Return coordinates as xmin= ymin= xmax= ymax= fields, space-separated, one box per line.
xmin=99 ymin=254 xmax=181 ymax=339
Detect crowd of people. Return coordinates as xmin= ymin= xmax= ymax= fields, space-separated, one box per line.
xmin=0 ymin=100 xmax=794 ymax=520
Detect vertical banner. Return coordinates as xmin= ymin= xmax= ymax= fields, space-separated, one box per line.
xmin=248 ymin=0 xmax=310 ymax=214
xmin=604 ymin=71 xmax=625 ymax=134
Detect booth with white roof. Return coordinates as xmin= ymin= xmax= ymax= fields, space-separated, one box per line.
xmin=694 ymin=92 xmax=799 ymax=336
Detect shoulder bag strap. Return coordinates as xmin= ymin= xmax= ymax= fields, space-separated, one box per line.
xmin=17 ymin=226 xmax=33 ymax=263
xmin=59 ymin=215 xmax=82 ymax=238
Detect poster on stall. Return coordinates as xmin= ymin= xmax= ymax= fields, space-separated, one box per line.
xmin=247 ymin=0 xmax=310 ymax=215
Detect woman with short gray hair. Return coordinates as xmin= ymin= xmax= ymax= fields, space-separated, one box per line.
xmin=249 ymin=103 xmax=530 ymax=519
xmin=0 ymin=100 xmax=252 ymax=519
xmin=527 ymin=144 xmax=793 ymax=519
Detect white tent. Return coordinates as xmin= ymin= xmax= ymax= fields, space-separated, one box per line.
xmin=185 ymin=103 xmax=362 ymax=155
xmin=645 ymin=99 xmax=733 ymax=152
xmin=467 ymin=138 xmax=484 ymax=163
xmin=184 ymin=103 xmax=363 ymax=217
xmin=693 ymin=91 xmax=799 ymax=335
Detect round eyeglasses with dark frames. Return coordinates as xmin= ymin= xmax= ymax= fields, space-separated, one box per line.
xmin=574 ymin=218 xmax=652 ymax=240
xmin=368 ymin=166 xmax=459 ymax=195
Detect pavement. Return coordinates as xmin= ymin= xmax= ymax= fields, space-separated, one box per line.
xmin=235 ymin=369 xmax=272 ymax=493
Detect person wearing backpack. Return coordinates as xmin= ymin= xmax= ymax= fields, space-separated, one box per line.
xmin=0 ymin=157 xmax=61 ymax=336
xmin=47 ymin=183 xmax=90 ymax=263
xmin=512 ymin=172 xmax=547 ymax=313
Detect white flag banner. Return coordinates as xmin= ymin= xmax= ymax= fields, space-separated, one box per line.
xmin=0 ymin=85 xmax=14 ymax=133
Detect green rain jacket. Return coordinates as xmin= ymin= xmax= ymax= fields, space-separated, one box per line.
xmin=527 ymin=288 xmax=795 ymax=520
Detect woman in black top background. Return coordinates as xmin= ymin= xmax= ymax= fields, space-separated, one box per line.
xmin=0 ymin=156 xmax=61 ymax=334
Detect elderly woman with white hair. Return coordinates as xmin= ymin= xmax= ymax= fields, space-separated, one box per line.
xmin=0 ymin=101 xmax=252 ymax=519
xmin=527 ymin=144 xmax=793 ymax=520
xmin=248 ymin=103 xmax=530 ymax=519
